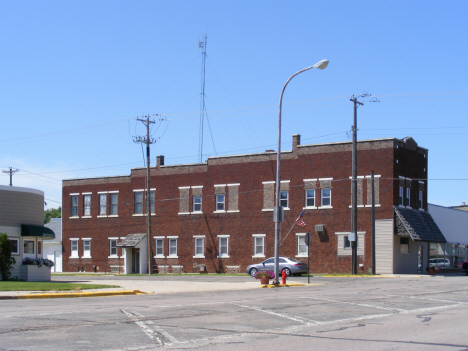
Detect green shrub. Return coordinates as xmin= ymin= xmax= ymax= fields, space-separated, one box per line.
xmin=0 ymin=233 xmax=16 ymax=281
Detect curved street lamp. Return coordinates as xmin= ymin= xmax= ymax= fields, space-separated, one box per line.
xmin=273 ymin=59 xmax=329 ymax=284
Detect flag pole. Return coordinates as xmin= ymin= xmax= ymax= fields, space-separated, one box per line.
xmin=279 ymin=222 xmax=297 ymax=247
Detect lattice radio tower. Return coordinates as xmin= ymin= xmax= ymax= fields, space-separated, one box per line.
xmin=198 ymin=34 xmax=207 ymax=163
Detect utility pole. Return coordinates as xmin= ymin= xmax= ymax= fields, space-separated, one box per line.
xmin=2 ymin=167 xmax=19 ymax=186
xmin=198 ymin=33 xmax=207 ymax=163
xmin=371 ymin=170 xmax=376 ymax=275
xmin=134 ymin=115 xmax=156 ymax=275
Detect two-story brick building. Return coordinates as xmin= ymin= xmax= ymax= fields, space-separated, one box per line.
xmin=61 ymin=135 xmax=445 ymax=275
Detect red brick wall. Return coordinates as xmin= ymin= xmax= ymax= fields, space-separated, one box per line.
xmin=62 ymin=137 xmax=428 ymax=274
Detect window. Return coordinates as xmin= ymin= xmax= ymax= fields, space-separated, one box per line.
xmin=194 ymin=237 xmax=204 ymax=257
xmin=406 ymin=188 xmax=411 ymax=207
xmin=280 ymin=191 xmax=289 ymax=208
xmin=419 ymin=191 xmax=423 ymax=209
xmin=305 ymin=189 xmax=315 ymax=207
xmin=37 ymin=241 xmax=42 ymax=255
xmin=23 ymin=240 xmax=34 ymax=254
xmin=399 ymin=187 xmax=404 ymax=206
xmin=70 ymin=240 xmax=78 ymax=258
xmin=110 ymin=193 xmax=118 ymax=215
xmin=150 ymin=190 xmax=155 ymax=214
xmin=193 ymin=195 xmax=202 ymax=212
xmin=321 ymin=188 xmax=331 ymax=207
xmin=216 ymin=194 xmax=225 ymax=211
xmin=168 ymin=238 xmax=178 ymax=257
xmin=253 ymin=235 xmax=265 ymax=257
xmin=83 ymin=194 xmax=91 ymax=216
xmin=109 ymin=239 xmax=118 ymax=257
xmin=155 ymin=238 xmax=164 ymax=257
xmin=134 ymin=191 xmax=143 ymax=214
xmin=297 ymin=234 xmax=307 ymax=256
xmin=71 ymin=195 xmax=78 ymax=217
xmin=344 ymin=235 xmax=358 ymax=250
xmin=9 ymin=238 xmax=19 ymax=255
xmin=99 ymin=194 xmax=107 ymax=215
xmin=400 ymin=237 xmax=410 ymax=254
xmin=218 ymin=236 xmax=229 ymax=258
xmin=82 ymin=239 xmax=91 ymax=258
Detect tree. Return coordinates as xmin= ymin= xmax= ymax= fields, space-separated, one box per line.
xmin=44 ymin=206 xmax=61 ymax=224
xmin=0 ymin=233 xmax=16 ymax=281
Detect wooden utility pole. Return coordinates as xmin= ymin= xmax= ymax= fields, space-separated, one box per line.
xmin=2 ymin=167 xmax=19 ymax=186
xmin=134 ymin=116 xmax=156 ymax=275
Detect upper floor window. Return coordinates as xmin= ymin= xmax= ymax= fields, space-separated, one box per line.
xmin=419 ymin=190 xmax=423 ymax=209
xmin=150 ymin=190 xmax=155 ymax=214
xmin=99 ymin=194 xmax=107 ymax=216
xmin=305 ymin=189 xmax=315 ymax=207
xmin=280 ymin=190 xmax=289 ymax=208
xmin=110 ymin=193 xmax=118 ymax=215
xmin=321 ymin=188 xmax=331 ymax=207
xmin=399 ymin=186 xmax=404 ymax=206
xmin=71 ymin=195 xmax=78 ymax=217
xmin=406 ymin=188 xmax=411 ymax=207
xmin=193 ymin=195 xmax=202 ymax=212
xmin=134 ymin=191 xmax=143 ymax=214
xmin=83 ymin=194 xmax=91 ymax=216
xmin=216 ymin=194 xmax=225 ymax=211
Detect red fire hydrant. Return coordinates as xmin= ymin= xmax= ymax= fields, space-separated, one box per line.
xmin=282 ymin=269 xmax=288 ymax=284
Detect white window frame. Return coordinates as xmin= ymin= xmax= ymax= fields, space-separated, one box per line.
xmin=280 ymin=190 xmax=289 ymax=209
xmin=168 ymin=236 xmax=178 ymax=258
xmin=150 ymin=189 xmax=156 ymax=214
xmin=218 ymin=235 xmax=230 ymax=258
xmin=99 ymin=193 xmax=107 ymax=216
xmin=71 ymin=194 xmax=79 ymax=218
xmin=335 ymin=232 xmax=365 ymax=256
xmin=109 ymin=238 xmax=118 ymax=258
xmin=406 ymin=188 xmax=411 ymax=208
xmin=399 ymin=186 xmax=404 ymax=206
xmin=70 ymin=239 xmax=79 ymax=258
xmin=82 ymin=238 xmax=91 ymax=258
xmin=305 ymin=189 xmax=316 ymax=209
xmin=193 ymin=236 xmax=205 ymax=258
xmin=109 ymin=192 xmax=118 ymax=216
xmin=215 ymin=194 xmax=225 ymax=212
xmin=23 ymin=239 xmax=35 ymax=257
xmin=296 ymin=233 xmax=308 ymax=257
xmin=83 ymin=193 xmax=91 ymax=217
xmin=193 ymin=195 xmax=202 ymax=213
xmin=253 ymin=234 xmax=265 ymax=258
xmin=9 ymin=238 xmax=20 ymax=255
xmin=320 ymin=188 xmax=332 ymax=208
xmin=134 ymin=190 xmax=144 ymax=215
xmin=154 ymin=236 xmax=165 ymax=258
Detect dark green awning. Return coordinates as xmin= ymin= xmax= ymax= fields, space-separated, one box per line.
xmin=21 ymin=224 xmax=55 ymax=239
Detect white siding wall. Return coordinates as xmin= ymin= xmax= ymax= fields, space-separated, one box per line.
xmin=375 ymin=219 xmax=394 ymax=274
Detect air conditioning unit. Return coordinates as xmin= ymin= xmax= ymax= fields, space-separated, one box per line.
xmin=315 ymin=224 xmax=325 ymax=233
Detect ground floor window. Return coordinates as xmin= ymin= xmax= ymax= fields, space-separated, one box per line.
xmin=168 ymin=237 xmax=178 ymax=257
xmin=429 ymin=243 xmax=467 ymax=268
xmin=109 ymin=239 xmax=118 ymax=257
xmin=82 ymin=239 xmax=91 ymax=258
xmin=9 ymin=238 xmax=19 ymax=255
xmin=23 ymin=240 xmax=34 ymax=255
xmin=70 ymin=239 xmax=78 ymax=258
xmin=218 ymin=235 xmax=229 ymax=258
xmin=155 ymin=237 xmax=164 ymax=257
xmin=297 ymin=234 xmax=307 ymax=256
xmin=253 ymin=234 xmax=265 ymax=257
xmin=194 ymin=236 xmax=205 ymax=257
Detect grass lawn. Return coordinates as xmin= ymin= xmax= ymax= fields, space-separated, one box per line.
xmin=0 ymin=281 xmax=120 ymax=292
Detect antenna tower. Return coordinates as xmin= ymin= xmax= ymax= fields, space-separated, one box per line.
xmin=198 ymin=34 xmax=207 ymax=163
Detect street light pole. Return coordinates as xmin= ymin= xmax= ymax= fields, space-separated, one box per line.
xmin=273 ymin=59 xmax=329 ymax=284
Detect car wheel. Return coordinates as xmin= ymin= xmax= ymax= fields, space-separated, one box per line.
xmin=282 ymin=267 xmax=291 ymax=276
xmin=249 ymin=268 xmax=258 ymax=277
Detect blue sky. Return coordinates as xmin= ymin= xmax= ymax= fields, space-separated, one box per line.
xmin=1 ymin=1 xmax=467 ymax=208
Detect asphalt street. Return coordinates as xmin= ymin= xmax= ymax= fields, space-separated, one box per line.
xmin=1 ymin=274 xmax=468 ymax=350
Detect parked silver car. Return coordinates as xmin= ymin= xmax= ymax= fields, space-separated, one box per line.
xmin=246 ymin=257 xmax=308 ymax=277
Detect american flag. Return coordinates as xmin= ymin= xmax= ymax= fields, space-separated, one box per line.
xmin=295 ymin=210 xmax=306 ymax=226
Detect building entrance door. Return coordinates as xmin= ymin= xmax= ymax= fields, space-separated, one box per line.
xmin=133 ymin=249 xmax=140 ymax=274
xmin=418 ymin=246 xmax=423 ymax=273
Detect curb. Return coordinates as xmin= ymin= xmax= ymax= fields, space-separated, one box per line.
xmin=0 ymin=290 xmax=148 ymax=300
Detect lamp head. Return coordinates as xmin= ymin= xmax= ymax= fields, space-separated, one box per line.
xmin=312 ymin=59 xmax=329 ymax=70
